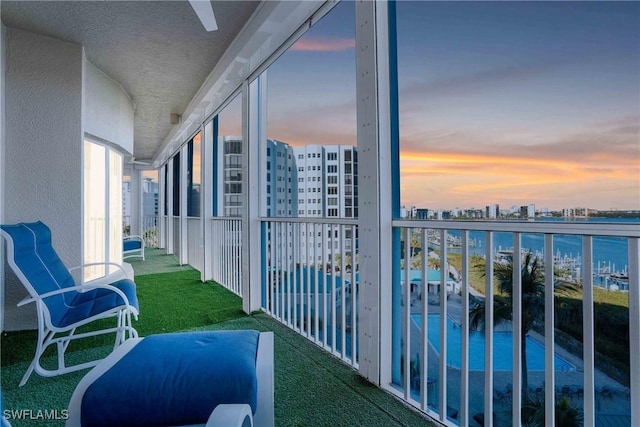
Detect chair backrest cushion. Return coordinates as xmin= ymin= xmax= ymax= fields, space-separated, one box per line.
xmin=0 ymin=222 xmax=77 ymax=327
xmin=123 ymin=240 xmax=142 ymax=251
xmin=81 ymin=330 xmax=260 ymax=427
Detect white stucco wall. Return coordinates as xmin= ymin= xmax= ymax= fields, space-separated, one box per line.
xmin=84 ymin=61 xmax=134 ymax=155
xmin=3 ymin=28 xmax=83 ymax=330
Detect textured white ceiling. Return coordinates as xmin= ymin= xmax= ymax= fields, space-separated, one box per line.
xmin=1 ymin=0 xmax=259 ymax=161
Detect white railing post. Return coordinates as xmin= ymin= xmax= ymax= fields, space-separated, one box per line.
xmin=484 ymin=231 xmax=494 ymax=427
xmin=544 ymin=234 xmax=555 ymax=426
xmin=512 ymin=232 xmax=522 ymax=426
xmin=628 ymin=237 xmax=639 ymax=427
xmin=582 ymin=236 xmax=595 ymax=427
xmin=460 ymin=230 xmax=470 ymax=426
xmin=403 ymin=228 xmax=411 ymax=401
xmin=438 ymin=228 xmax=448 ymax=421
xmin=420 ymin=228 xmax=429 ymax=412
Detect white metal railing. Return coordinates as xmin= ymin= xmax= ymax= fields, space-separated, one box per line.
xmin=141 ymin=215 xmax=159 ymax=248
xmin=122 ymin=215 xmax=159 ymax=248
xmin=261 ymin=217 xmax=359 ymax=368
xmin=391 ymin=219 xmax=639 ymax=427
xmin=211 ymin=217 xmax=242 ymax=296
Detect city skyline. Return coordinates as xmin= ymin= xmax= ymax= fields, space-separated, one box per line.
xmin=266 ymin=1 xmax=639 ymax=211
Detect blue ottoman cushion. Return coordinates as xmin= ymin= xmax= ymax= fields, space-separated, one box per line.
xmin=81 ymin=330 xmax=260 ymax=427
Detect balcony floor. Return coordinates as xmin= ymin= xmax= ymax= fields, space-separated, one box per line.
xmin=1 ymin=249 xmax=435 ymax=426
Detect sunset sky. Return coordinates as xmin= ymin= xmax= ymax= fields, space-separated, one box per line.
xmin=264 ymin=1 xmax=639 ymax=211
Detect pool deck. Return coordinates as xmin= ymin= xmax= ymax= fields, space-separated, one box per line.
xmin=408 ymin=291 xmax=631 ymax=426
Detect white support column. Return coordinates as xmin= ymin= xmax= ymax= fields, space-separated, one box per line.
xmin=180 ymin=144 xmax=188 ymax=265
xmin=158 ymin=164 xmax=166 ymax=249
xmin=129 ymin=168 xmax=142 ymax=236
xmin=166 ymin=160 xmax=174 ymax=254
xmin=355 ymin=0 xmax=393 ymax=385
xmin=243 ymin=77 xmax=263 ymax=313
xmin=202 ymin=120 xmax=214 ymax=281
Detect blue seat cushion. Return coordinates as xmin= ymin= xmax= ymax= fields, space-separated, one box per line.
xmin=57 ymin=279 xmax=139 ymax=328
xmin=123 ymin=240 xmax=142 ymax=251
xmin=81 ymin=330 xmax=260 ymax=427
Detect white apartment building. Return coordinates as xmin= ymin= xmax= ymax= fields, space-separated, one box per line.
xmin=142 ymin=177 xmax=159 ymax=217
xmin=520 ymin=204 xmax=536 ymax=219
xmin=486 ymin=203 xmax=499 ymax=219
xmin=220 ymin=137 xmax=297 ymax=218
xmin=218 ymin=136 xmax=243 ymax=217
xmin=294 ymin=145 xmax=324 ymax=218
xmin=293 ymin=145 xmax=358 ymax=266
xmin=217 ymin=139 xmax=357 ymax=267
xmin=122 ymin=180 xmax=131 ymax=219
xmin=265 ymin=139 xmax=297 ymax=218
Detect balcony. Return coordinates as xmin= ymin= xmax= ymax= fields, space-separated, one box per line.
xmin=1 ymin=1 xmax=638 ymax=427
xmin=2 ymin=219 xmax=637 ymax=426
xmin=0 ymin=249 xmax=436 ymax=427
xmin=208 ymin=216 xmax=638 ymax=426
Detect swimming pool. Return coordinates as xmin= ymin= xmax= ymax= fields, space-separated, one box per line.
xmin=412 ymin=314 xmax=576 ymax=372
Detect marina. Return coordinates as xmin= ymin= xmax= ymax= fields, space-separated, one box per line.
xmin=423 ymin=218 xmax=638 ymax=291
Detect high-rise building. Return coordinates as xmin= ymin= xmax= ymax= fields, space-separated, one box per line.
xmin=218 ymin=136 xmax=243 ymax=217
xmin=265 ymin=139 xmax=298 ymax=218
xmin=218 ymin=137 xmax=298 ymax=218
xmin=486 ymin=204 xmax=499 ymax=219
xmin=217 ymin=139 xmax=357 ymax=266
xmin=520 ymin=204 xmax=535 ymax=219
xmin=122 ymin=180 xmax=131 ymax=219
xmin=293 ymin=145 xmax=358 ymax=266
xmin=293 ymin=145 xmax=324 ymax=218
xmin=415 ymin=208 xmax=429 ymax=220
xmin=142 ymin=177 xmax=159 ymax=216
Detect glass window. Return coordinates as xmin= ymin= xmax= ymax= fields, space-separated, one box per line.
xmin=83 ymin=140 xmax=122 ymax=281
xmin=187 ymin=133 xmax=202 ymax=217
xmin=397 ymin=1 xmax=639 ymax=215
xmin=172 ymin=152 xmax=180 ymax=215
xmin=394 ymin=1 xmax=639 ymax=420
xmin=213 ymin=94 xmax=243 ymax=217
xmin=261 ymin=1 xmax=356 ymax=219
xmin=163 ymin=165 xmax=168 ymax=215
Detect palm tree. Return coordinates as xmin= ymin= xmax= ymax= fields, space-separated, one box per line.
xmin=522 ymin=395 xmax=582 ymax=426
xmin=469 ymin=251 xmax=575 ymax=396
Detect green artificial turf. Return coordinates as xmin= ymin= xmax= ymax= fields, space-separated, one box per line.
xmin=1 ymin=266 xmax=434 ymax=427
xmin=1 ymin=269 xmax=244 ymax=367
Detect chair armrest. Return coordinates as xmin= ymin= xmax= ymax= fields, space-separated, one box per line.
xmin=206 ymin=404 xmax=253 ymax=427
xmin=17 ymin=295 xmax=36 ymax=307
xmin=68 ymin=262 xmax=127 ymax=276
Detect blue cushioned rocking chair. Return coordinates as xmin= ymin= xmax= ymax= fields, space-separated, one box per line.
xmin=123 ymin=235 xmax=144 ymax=261
xmin=0 ymin=221 xmax=139 ymax=387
